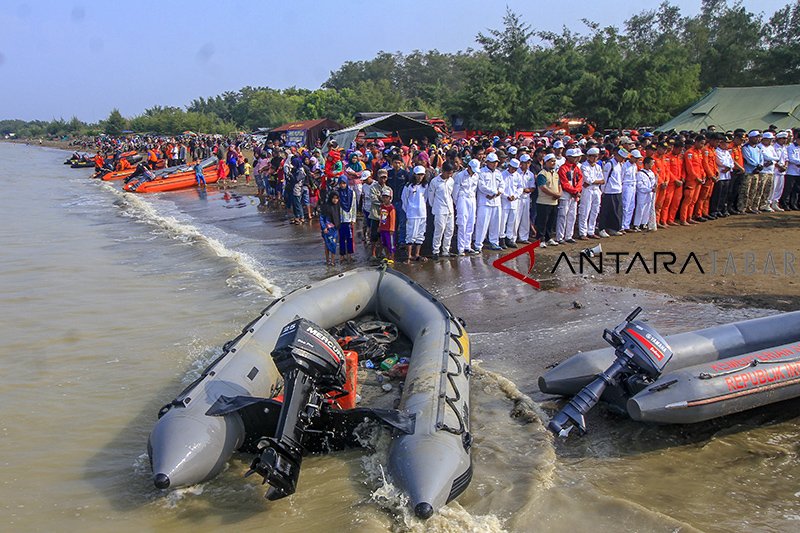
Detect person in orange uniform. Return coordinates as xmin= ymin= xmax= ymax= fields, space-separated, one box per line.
xmin=694 ymin=134 xmax=719 ymax=220
xmin=666 ymin=141 xmax=685 ymax=225
xmin=654 ymin=142 xmax=673 ymax=227
xmin=147 ymin=148 xmax=159 ymax=170
xmin=679 ymin=135 xmax=706 ymax=225
xmin=117 ymin=157 xmax=132 ymax=171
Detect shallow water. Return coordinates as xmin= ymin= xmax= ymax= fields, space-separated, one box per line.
xmin=1 ymin=142 xmax=798 ymax=532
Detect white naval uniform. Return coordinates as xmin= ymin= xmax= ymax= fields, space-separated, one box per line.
xmin=401 ymin=182 xmax=427 ymax=245
xmin=452 ymin=167 xmax=478 ymax=253
xmin=773 ymin=143 xmax=788 ymax=203
xmin=621 ymin=161 xmax=638 ymax=230
xmin=500 ymin=169 xmax=525 ymax=241
xmin=515 ymin=169 xmax=535 ymax=241
xmin=578 ymin=161 xmax=602 ymax=237
xmin=633 ymin=168 xmax=656 ymax=226
xmin=427 ymin=175 xmax=455 ymax=254
xmin=474 ymin=166 xmax=503 ymax=250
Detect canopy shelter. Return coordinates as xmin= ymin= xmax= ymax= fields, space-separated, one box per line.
xmin=324 ymin=113 xmax=438 ymax=152
xmin=658 ymin=85 xmax=800 ymax=132
xmin=266 ymin=118 xmax=342 ymax=147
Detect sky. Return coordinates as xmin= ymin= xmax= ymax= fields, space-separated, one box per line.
xmin=0 ymin=0 xmax=791 ymax=122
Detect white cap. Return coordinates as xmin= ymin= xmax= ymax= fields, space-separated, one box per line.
xmin=413 ymin=165 xmax=426 ymax=174
xmin=361 ymin=170 xmax=372 ymax=179
xmin=565 ymin=148 xmax=582 ymax=157
xmin=381 ymin=186 xmax=393 ymax=198
xmin=486 ymin=152 xmax=499 ymax=163
xmin=630 ymin=149 xmax=643 ymax=158
xmin=762 ymin=131 xmax=774 ymax=139
xmin=519 ymin=154 xmax=531 ymax=162
xmin=543 ymin=153 xmax=556 ymax=162
xmin=508 ymin=146 xmax=518 ymax=155
xmin=617 ymin=148 xmax=630 ymax=158
xmin=468 ymin=159 xmax=481 ymax=171
xmin=586 ymin=147 xmax=600 ymax=155
xmin=553 ymin=140 xmax=564 ymax=149
xmin=748 ymin=130 xmax=761 ymax=138
xmin=509 ymin=158 xmax=520 ymax=169
xmin=776 ymin=131 xmax=789 ymax=139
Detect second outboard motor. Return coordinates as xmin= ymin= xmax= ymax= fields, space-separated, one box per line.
xmin=246 ymin=318 xmax=346 ymax=500
xmin=547 ymin=307 xmax=673 ymax=437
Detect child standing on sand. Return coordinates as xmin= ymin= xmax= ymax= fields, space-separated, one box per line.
xmin=243 ymin=158 xmax=252 ymax=184
xmin=378 ymin=187 xmax=396 ymax=262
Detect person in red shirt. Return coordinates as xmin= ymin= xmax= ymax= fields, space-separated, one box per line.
xmin=378 ymin=187 xmax=396 ymax=262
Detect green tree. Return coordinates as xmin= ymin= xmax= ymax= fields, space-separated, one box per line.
xmin=103 ymin=108 xmax=127 ymax=135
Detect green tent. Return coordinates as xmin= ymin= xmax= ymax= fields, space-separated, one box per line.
xmin=659 ymin=85 xmax=800 ymax=132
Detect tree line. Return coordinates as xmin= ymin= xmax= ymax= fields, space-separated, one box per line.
xmin=3 ymin=0 xmax=798 ymax=139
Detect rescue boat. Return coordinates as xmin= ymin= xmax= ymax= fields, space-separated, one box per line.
xmin=148 ymin=266 xmax=472 ymax=519
xmin=123 ymin=157 xmax=218 ymax=193
xmin=540 ymin=310 xmax=800 ymax=431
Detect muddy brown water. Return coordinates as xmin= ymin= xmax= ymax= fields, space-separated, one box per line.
xmin=1 ymin=142 xmax=798 ymax=532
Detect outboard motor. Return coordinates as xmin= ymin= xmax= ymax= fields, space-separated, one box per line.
xmin=246 ymin=318 xmax=347 ymax=500
xmin=547 ymin=307 xmax=673 ymax=437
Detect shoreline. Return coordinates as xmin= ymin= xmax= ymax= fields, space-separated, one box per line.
xmin=15 ymin=139 xmax=800 ymax=313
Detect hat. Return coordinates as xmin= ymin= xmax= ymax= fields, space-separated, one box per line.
xmin=565 ymin=148 xmax=582 ymax=157
xmin=748 ymin=130 xmax=761 ymax=138
xmin=413 ymin=165 xmax=426 ymax=174
xmin=519 ymin=154 xmax=531 ymax=162
xmin=553 ymin=140 xmax=564 ymax=149
xmin=762 ymin=131 xmax=774 ymax=139
xmin=586 ymin=147 xmax=600 ymax=155
xmin=361 ymin=170 xmax=372 ymax=179
xmin=338 ymin=176 xmax=348 ymax=184
xmin=508 ymin=146 xmax=518 ymax=155
xmin=630 ymin=149 xmax=643 ymax=159
xmin=509 ymin=158 xmax=520 ymax=169
xmin=486 ymin=152 xmax=499 ymax=163
xmin=617 ymin=148 xmax=630 ymax=158
xmin=776 ymin=131 xmax=789 ymax=139
xmin=377 ymin=168 xmax=388 ymax=177
xmin=619 ymin=136 xmax=633 ymax=145
xmin=543 ymin=153 xmax=556 ymax=163
xmin=492 ymin=136 xmax=500 ymax=142
xmin=642 ymin=132 xmax=654 ymax=138
xmin=468 ymin=159 xmax=481 ymax=171
xmin=381 ymin=186 xmax=393 ymax=197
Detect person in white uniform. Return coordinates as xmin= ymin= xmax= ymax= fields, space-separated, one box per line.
xmin=452 ymin=158 xmax=480 ymax=255
xmin=555 ymin=147 xmax=583 ymax=243
xmin=500 ymin=158 xmax=524 ymax=248
xmin=621 ymin=149 xmax=642 ymax=231
xmin=427 ymin=161 xmax=455 ymax=259
xmin=401 ymin=166 xmax=428 ymax=263
xmin=516 ymin=154 xmax=536 ymax=243
xmin=474 ymin=152 xmax=503 ymax=251
xmin=577 ymin=147 xmax=604 ymax=239
xmin=633 ymin=157 xmax=657 ymax=230
xmin=772 ymin=131 xmax=789 ymax=211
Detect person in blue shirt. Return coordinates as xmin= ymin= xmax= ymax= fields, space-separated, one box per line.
xmin=386 ymin=157 xmax=411 ymax=247
xmin=194 ymin=162 xmax=206 ymax=188
xmin=740 ymin=131 xmax=764 ymax=213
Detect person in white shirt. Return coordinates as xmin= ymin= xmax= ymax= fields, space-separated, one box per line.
xmin=633 ymin=157 xmax=657 ymax=230
xmin=552 ymin=140 xmax=566 ymax=171
xmin=758 ymin=132 xmax=779 ymax=211
xmin=515 ymin=154 xmax=536 ymax=243
xmin=500 ymin=158 xmax=525 ymax=248
xmin=578 ymin=147 xmax=604 ymax=239
xmin=597 ymin=148 xmax=628 ymax=237
xmin=621 ymin=150 xmax=642 ymax=231
xmin=401 ymin=167 xmax=428 ymax=263
xmin=474 ymin=152 xmax=504 ymax=251
xmin=427 ymin=161 xmax=455 ymax=259
xmin=711 ymin=136 xmax=735 ymax=217
xmin=782 ymin=130 xmax=800 ymax=210
xmin=772 ymin=131 xmax=789 ymax=211
xmin=452 ymin=158 xmax=480 ymax=255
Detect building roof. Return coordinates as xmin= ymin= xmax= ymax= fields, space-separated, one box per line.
xmin=269 ymin=118 xmax=342 ymax=132
xmin=324 ymin=113 xmax=438 ymax=150
xmin=659 ymin=85 xmax=800 ymax=132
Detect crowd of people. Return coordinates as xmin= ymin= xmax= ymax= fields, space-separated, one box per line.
xmin=75 ymin=124 xmax=800 ymax=267
xmin=247 ymin=126 xmax=799 ymax=265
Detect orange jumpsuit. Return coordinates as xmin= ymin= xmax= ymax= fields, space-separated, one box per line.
xmin=694 ymin=146 xmax=718 ymax=218
xmin=679 ymin=146 xmax=705 ymax=222
xmin=666 ymin=148 xmax=685 ymax=223
xmin=654 ymin=152 xmax=672 ymax=225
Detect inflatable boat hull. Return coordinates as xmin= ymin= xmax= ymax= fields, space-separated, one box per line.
xmin=540 ymin=311 xmax=800 ymax=424
xmin=148 ymin=267 xmax=471 ymax=517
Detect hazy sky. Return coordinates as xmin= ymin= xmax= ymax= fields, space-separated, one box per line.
xmin=0 ymin=0 xmax=790 ymax=122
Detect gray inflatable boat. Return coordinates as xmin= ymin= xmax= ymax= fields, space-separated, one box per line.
xmin=540 ymin=309 xmax=800 ymax=434
xmin=148 ymin=266 xmax=471 ymax=519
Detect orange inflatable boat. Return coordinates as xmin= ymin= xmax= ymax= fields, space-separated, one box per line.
xmin=123 ymin=157 xmax=219 ymax=193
